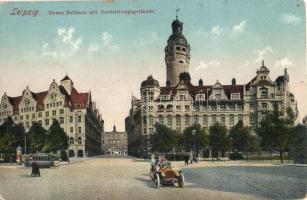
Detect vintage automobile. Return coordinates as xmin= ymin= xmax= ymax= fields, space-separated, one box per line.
xmin=150 ymin=160 xmax=184 ymax=188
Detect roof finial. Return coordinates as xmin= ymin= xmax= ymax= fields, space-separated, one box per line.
xmin=176 ymin=7 xmax=180 ymax=20
xmin=262 ymin=60 xmax=264 ymax=66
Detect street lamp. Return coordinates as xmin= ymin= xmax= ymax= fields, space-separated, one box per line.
xmin=192 ymin=129 xmax=196 ymax=153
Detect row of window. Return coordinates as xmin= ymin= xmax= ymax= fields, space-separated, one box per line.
xmin=155 ymin=104 xmax=243 ymax=112
xmin=46 ymin=101 xmax=63 ymax=108
xmin=144 ymin=114 xmax=244 ymax=126
xmin=21 ymin=106 xmax=35 ymax=113
xmin=69 ymin=137 xmax=82 ymax=145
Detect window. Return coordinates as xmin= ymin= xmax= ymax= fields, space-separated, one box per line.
xmin=194 ymin=115 xmax=199 ymax=124
xmin=261 ymin=103 xmax=267 ymax=110
xmin=60 ymin=109 xmax=64 ymax=114
xmin=45 ymin=119 xmax=49 ymax=126
xmin=70 ymin=127 xmax=73 ymax=133
xmin=176 ymin=115 xmax=181 ymax=125
xmin=185 ymin=115 xmax=190 ymax=126
xmin=60 ymin=117 xmax=64 ymax=124
xmin=229 ymin=115 xmax=234 ymax=126
xmin=26 ymin=122 xmax=30 ymax=128
xmin=20 ymin=115 xmax=23 ymax=120
xmin=179 ymin=95 xmax=185 ymax=101
xmin=52 ymin=110 xmax=56 ymax=116
xmin=148 ymin=106 xmax=153 ymax=111
xmin=78 ymin=137 xmax=82 ymax=145
xmin=212 ymin=106 xmax=217 ymax=111
xmin=78 ymin=116 xmax=82 ymax=123
xmin=203 ymin=115 xmax=208 ymax=124
xmin=212 ymin=115 xmax=216 ymax=124
xmin=220 ymin=105 xmax=226 ymax=110
xmin=38 ymin=112 xmax=42 ymax=117
xmin=69 ymin=137 xmax=74 ymax=145
xmin=158 ymin=115 xmax=164 ymax=124
xmin=249 ymin=114 xmax=255 ymax=126
xmin=70 ymin=116 xmax=73 ymax=123
xmin=260 ymin=88 xmax=268 ymax=98
xmin=38 ymin=120 xmax=42 ymax=125
xmin=149 ymin=116 xmax=154 ymax=125
xmin=249 ymin=103 xmax=255 ymax=110
xmin=185 ymin=105 xmax=190 ymax=112
xmin=167 ymin=115 xmax=172 ymax=126
xmin=78 ymin=127 xmax=82 ymax=133
xmin=45 ymin=111 xmax=49 ymax=117
xmin=143 ymin=116 xmax=147 ymax=124
xmin=144 ymin=128 xmax=147 ymax=134
xmin=32 ymin=113 xmax=35 ymax=119
xmin=215 ymin=94 xmax=221 ymax=99
xmin=238 ymin=114 xmax=243 ymax=122
xmin=221 ymin=115 xmax=225 ymax=126
xmin=231 ymin=93 xmax=240 ymax=100
xmin=176 ymin=105 xmax=181 ymax=111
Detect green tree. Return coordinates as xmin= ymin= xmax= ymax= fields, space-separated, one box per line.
xmin=291 ymin=124 xmax=307 ymax=164
xmin=182 ymin=124 xmax=208 ymax=151
xmin=0 ymin=117 xmax=25 ymax=161
xmin=43 ymin=120 xmax=68 ymax=153
xmin=150 ymin=124 xmax=180 ymax=153
xmin=209 ymin=122 xmax=229 ymax=158
xmin=28 ymin=122 xmax=47 ymax=153
xmin=256 ymin=106 xmax=295 ymax=163
xmin=229 ymin=120 xmax=258 ymax=151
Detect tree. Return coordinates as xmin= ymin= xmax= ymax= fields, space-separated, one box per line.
xmin=150 ymin=124 xmax=180 ymax=153
xmin=209 ymin=122 xmax=229 ymax=158
xmin=0 ymin=117 xmax=25 ymax=161
xmin=28 ymin=122 xmax=47 ymax=153
xmin=182 ymin=124 xmax=208 ymax=151
xmin=43 ymin=120 xmax=68 ymax=153
xmin=291 ymin=124 xmax=307 ymax=164
xmin=229 ymin=120 xmax=258 ymax=151
xmin=256 ymin=107 xmax=295 ymax=163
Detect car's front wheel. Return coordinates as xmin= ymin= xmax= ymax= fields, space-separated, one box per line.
xmin=178 ymin=174 xmax=184 ymax=188
xmin=155 ymin=173 xmax=160 ymax=188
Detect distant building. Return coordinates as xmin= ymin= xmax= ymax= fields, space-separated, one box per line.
xmin=125 ymin=17 xmax=298 ymax=156
xmin=0 ymin=75 xmax=104 ymax=157
xmin=102 ymin=125 xmax=127 ymax=155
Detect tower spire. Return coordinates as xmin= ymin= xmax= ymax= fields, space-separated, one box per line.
xmin=176 ymin=7 xmax=180 ymax=20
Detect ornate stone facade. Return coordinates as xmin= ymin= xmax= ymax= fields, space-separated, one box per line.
xmin=102 ymin=125 xmax=127 ymax=155
xmin=125 ymin=17 xmax=298 ymax=156
xmin=0 ymin=75 xmax=104 ymax=157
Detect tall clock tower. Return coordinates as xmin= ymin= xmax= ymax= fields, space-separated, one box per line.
xmin=165 ymin=17 xmax=191 ymax=86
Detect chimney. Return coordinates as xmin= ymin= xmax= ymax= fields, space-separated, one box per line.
xmin=199 ymin=79 xmax=203 ymax=86
xmin=232 ymin=78 xmax=236 ymax=86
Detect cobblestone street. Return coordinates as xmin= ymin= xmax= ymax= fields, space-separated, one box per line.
xmin=0 ymin=157 xmax=306 ymax=200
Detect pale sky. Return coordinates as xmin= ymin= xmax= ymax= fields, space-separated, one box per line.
xmin=0 ymin=0 xmax=306 ymax=131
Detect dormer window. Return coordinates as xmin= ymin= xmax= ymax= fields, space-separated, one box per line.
xmin=231 ymin=93 xmax=240 ymax=100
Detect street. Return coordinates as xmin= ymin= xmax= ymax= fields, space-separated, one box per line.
xmin=0 ymin=157 xmax=306 ymax=200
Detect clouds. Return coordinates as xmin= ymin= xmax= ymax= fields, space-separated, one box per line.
xmin=135 ymin=32 xmax=159 ymax=47
xmin=211 ymin=26 xmax=222 ymax=37
xmin=57 ymin=27 xmax=82 ymax=50
xmin=253 ymin=46 xmax=273 ymax=63
xmin=281 ymin=13 xmax=301 ymax=24
xmin=275 ymin=57 xmax=294 ymax=68
xmin=232 ymin=20 xmax=247 ymax=34
xmin=195 ymin=60 xmax=221 ymax=71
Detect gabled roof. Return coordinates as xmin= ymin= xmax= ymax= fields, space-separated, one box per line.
xmin=61 ymin=75 xmax=72 ymax=82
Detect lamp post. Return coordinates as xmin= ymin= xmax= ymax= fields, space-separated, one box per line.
xmin=192 ymin=129 xmax=196 ymax=153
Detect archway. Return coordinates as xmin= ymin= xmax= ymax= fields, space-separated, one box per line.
xmin=69 ymin=150 xmax=75 ymax=157
xmin=77 ymin=150 xmax=83 ymax=157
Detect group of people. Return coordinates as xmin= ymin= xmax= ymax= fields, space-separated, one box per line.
xmin=184 ymin=152 xmax=199 ymax=166
xmin=31 ymin=162 xmax=40 ymax=177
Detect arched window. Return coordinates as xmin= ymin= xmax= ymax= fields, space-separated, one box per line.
xmin=182 ymin=47 xmax=186 ymax=51
xmin=69 ymin=137 xmax=74 ymax=145
xmin=176 ymin=115 xmax=181 ymax=125
xmin=77 ymin=150 xmax=83 ymax=157
xmin=78 ymin=137 xmax=82 ymax=145
xmin=158 ymin=115 xmax=164 ymax=124
xmin=69 ymin=150 xmax=75 ymax=157
xmin=176 ymin=46 xmax=181 ymax=50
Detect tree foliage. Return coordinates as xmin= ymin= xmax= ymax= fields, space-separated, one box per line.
xmin=209 ymin=122 xmax=229 ymax=155
xmin=43 ymin=120 xmax=68 ymax=153
xmin=28 ymin=122 xmax=47 ymax=153
xmin=229 ymin=120 xmax=258 ymax=151
xmin=150 ymin=124 xmax=180 ymax=153
xmin=182 ymin=124 xmax=208 ymax=150
xmin=291 ymin=124 xmax=307 ymax=164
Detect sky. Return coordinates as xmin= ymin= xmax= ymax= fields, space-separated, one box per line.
xmin=0 ymin=0 xmax=306 ymax=131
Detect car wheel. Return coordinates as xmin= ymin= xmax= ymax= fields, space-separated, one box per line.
xmin=178 ymin=174 xmax=184 ymax=188
xmin=155 ymin=173 xmax=160 ymax=188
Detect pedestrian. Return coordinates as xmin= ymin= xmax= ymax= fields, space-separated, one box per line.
xmin=184 ymin=153 xmax=189 ymax=166
xmin=31 ymin=162 xmax=40 ymax=177
xmin=189 ymin=152 xmax=193 ymax=164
